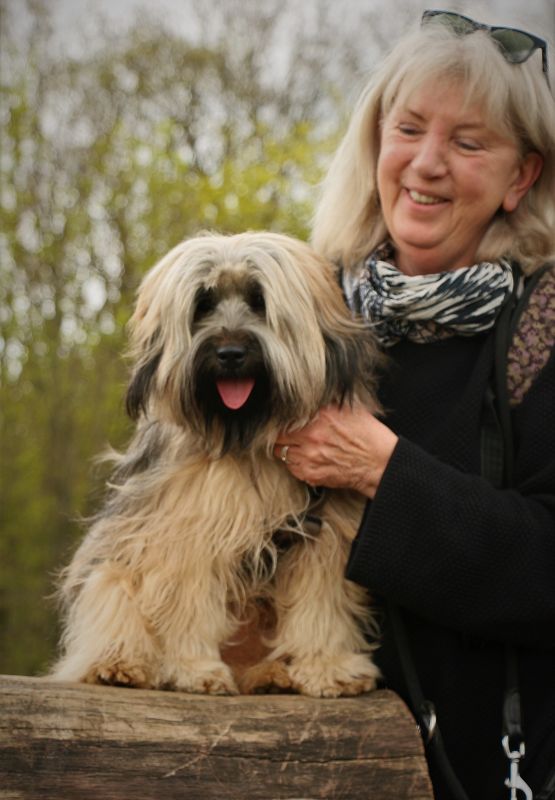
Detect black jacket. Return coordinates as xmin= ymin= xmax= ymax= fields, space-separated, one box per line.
xmin=346 ymin=328 xmax=555 ymax=799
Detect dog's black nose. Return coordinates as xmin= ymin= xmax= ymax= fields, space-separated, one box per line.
xmin=216 ymin=345 xmax=247 ymax=367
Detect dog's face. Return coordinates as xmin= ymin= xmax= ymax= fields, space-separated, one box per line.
xmin=126 ymin=232 xmax=380 ymax=453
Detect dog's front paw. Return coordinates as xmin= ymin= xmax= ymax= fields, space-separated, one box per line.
xmin=168 ymin=660 xmax=239 ymax=695
xmin=85 ymin=661 xmax=156 ymax=689
xmin=287 ymin=653 xmax=380 ymax=698
xmin=239 ymin=658 xmax=294 ymax=694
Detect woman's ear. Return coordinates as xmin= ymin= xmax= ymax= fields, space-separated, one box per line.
xmin=502 ymin=152 xmax=543 ymax=213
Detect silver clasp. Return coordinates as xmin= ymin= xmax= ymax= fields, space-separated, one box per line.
xmin=418 ymin=700 xmax=437 ymax=744
xmin=502 ymin=736 xmax=533 ymax=800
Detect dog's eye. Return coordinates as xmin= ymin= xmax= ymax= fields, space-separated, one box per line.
xmin=194 ymin=288 xmax=216 ymax=321
xmin=247 ymin=287 xmax=266 ymax=315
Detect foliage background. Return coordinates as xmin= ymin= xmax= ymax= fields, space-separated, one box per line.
xmin=1 ymin=0 xmax=553 ymax=676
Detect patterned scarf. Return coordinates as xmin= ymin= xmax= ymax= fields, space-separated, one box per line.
xmin=343 ymin=242 xmax=516 ymax=347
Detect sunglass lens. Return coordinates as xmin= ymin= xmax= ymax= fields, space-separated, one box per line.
xmin=490 ymin=30 xmax=536 ymax=63
xmin=426 ymin=12 xmax=476 ymax=35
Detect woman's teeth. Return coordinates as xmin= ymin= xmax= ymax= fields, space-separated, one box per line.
xmin=409 ymin=189 xmax=444 ymax=205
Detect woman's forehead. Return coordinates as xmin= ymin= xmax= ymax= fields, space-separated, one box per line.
xmin=389 ymin=80 xmax=482 ymax=119
xmin=383 ymin=74 xmax=510 ymax=133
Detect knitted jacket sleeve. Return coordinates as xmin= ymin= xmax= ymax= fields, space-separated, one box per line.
xmin=346 ymin=346 xmax=555 ymax=648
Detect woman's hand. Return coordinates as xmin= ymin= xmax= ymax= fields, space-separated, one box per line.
xmin=274 ymin=404 xmax=398 ymax=499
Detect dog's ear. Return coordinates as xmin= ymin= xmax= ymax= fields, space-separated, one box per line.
xmin=323 ymin=331 xmax=381 ymax=407
xmin=125 ymin=334 xmax=163 ymax=420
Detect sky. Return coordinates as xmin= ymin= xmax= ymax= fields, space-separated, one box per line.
xmin=9 ymin=0 xmax=555 ymax=54
xmin=48 ymin=0 xmax=553 ymax=40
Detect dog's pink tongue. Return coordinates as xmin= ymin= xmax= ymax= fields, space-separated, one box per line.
xmin=216 ymin=379 xmax=255 ymax=410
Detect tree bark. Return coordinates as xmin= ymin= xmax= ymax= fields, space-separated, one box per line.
xmin=0 ymin=675 xmax=432 ymax=799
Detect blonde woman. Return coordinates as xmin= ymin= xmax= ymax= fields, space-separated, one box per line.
xmin=276 ymin=11 xmax=555 ymax=799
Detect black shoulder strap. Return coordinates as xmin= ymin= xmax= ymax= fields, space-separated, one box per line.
xmin=481 ymin=262 xmax=522 ymax=487
xmin=482 ymin=264 xmax=532 ymax=796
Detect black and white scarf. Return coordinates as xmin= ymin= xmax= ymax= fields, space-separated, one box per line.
xmin=343 ymin=242 xmax=516 ymax=347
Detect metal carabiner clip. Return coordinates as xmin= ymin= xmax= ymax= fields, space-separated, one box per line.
xmin=502 ymin=735 xmax=533 ymax=800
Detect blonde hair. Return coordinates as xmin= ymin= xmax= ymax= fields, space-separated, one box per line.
xmin=311 ymin=21 xmax=555 ymax=274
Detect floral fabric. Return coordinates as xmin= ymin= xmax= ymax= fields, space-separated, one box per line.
xmin=507 ymin=267 xmax=555 ymax=406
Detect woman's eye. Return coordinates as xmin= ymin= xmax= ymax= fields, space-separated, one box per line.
xmin=398 ymin=124 xmax=419 ymax=136
xmin=456 ymin=138 xmax=482 ymax=152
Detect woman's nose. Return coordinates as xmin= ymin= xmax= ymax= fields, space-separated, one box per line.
xmin=411 ymin=135 xmax=448 ymax=178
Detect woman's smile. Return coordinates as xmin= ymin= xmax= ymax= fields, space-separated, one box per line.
xmin=405 ymin=188 xmax=448 ymax=206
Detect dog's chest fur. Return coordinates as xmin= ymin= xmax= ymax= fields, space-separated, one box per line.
xmin=99 ymin=439 xmax=310 ymax=574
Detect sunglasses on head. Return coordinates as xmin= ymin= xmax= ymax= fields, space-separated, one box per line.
xmin=422 ymin=9 xmax=549 ymax=84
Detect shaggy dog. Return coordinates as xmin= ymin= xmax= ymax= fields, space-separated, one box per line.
xmin=52 ymin=232 xmax=382 ymax=697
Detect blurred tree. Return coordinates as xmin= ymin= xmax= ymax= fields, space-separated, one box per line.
xmin=0 ymin=0 xmax=389 ymax=674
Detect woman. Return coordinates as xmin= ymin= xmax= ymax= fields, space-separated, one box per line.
xmin=276 ymin=11 xmax=555 ymax=799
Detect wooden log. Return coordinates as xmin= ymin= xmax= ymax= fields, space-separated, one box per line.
xmin=0 ymin=675 xmax=433 ymax=799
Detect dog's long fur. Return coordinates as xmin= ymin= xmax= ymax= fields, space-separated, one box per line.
xmin=52 ymin=232 xmax=382 ymax=696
